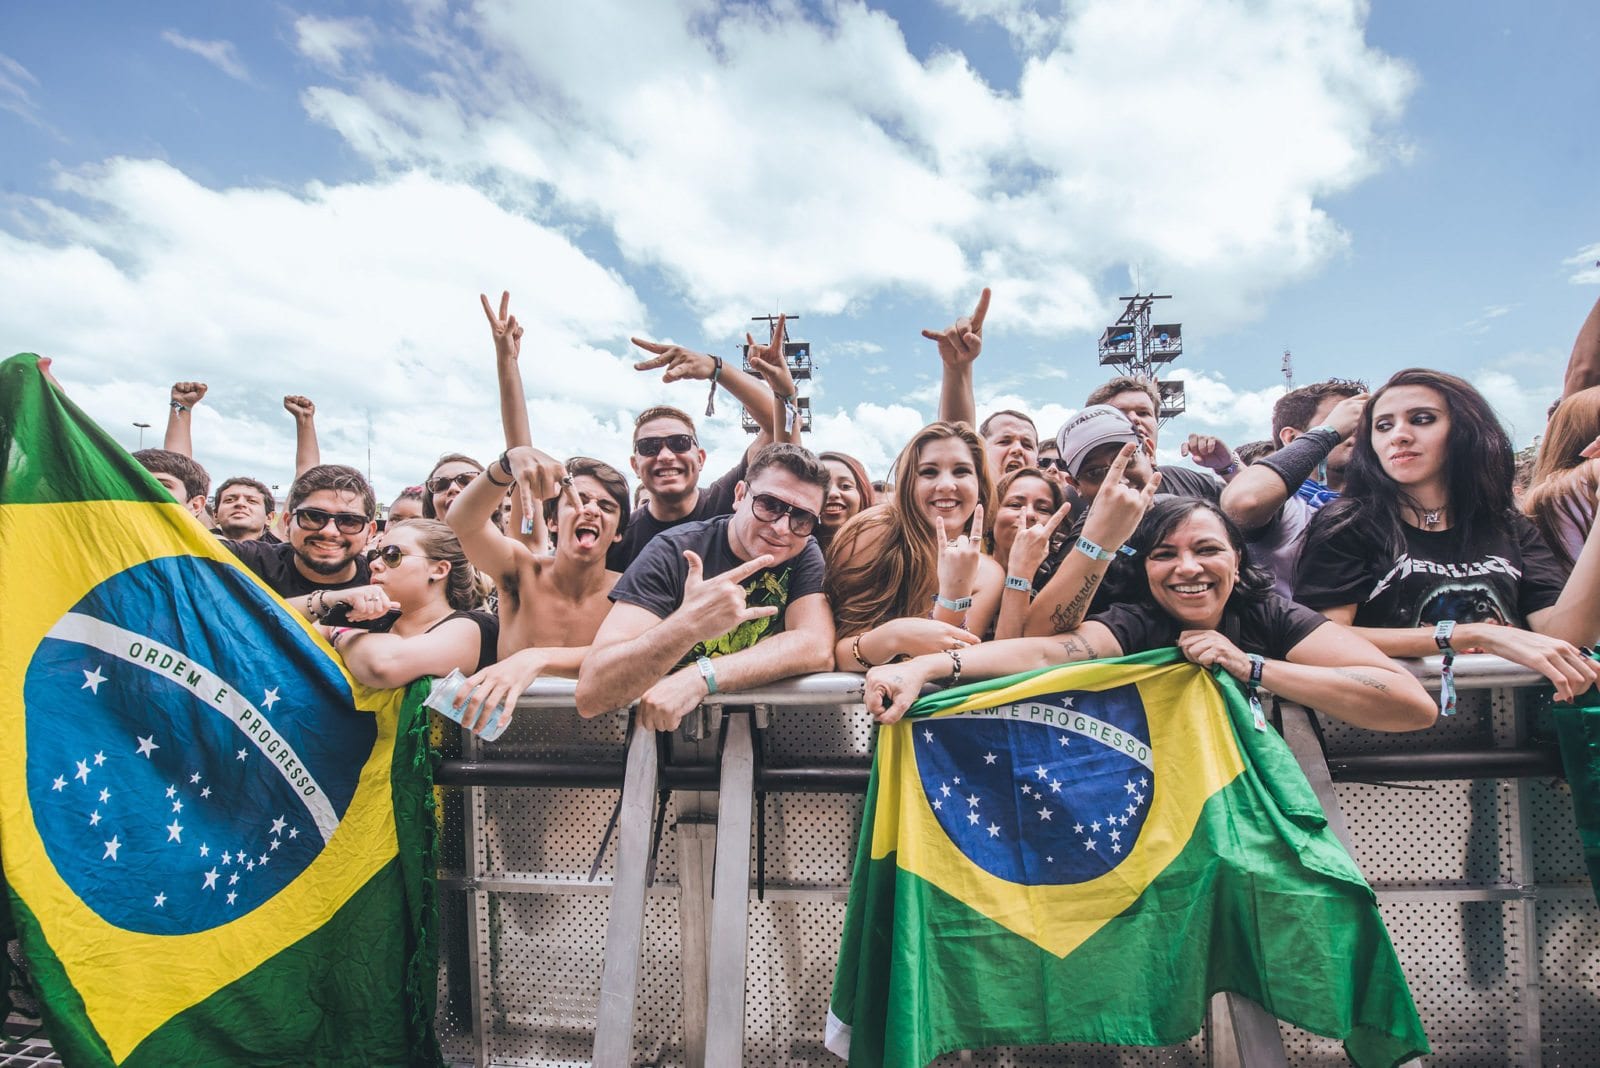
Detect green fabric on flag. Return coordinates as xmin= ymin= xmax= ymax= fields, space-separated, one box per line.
xmin=0 ymin=352 xmax=443 ymax=1066
xmin=828 ymin=648 xmax=1427 ymax=1068
xmin=1551 ymin=693 xmax=1600 ymax=902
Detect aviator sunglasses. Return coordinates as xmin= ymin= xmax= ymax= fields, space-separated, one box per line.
xmin=633 ymin=434 xmax=697 ymax=458
xmin=365 ymin=545 xmax=425 ymax=567
xmin=426 ymin=472 xmax=477 ymax=494
xmin=292 ymin=507 xmax=369 ymax=534
xmin=1035 ymin=456 xmax=1067 ymax=472
xmin=750 ymin=492 xmax=818 ymax=536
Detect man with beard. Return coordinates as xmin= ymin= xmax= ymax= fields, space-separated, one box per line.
xmin=223 ymin=464 xmax=398 ymax=628
xmin=1220 ymin=379 xmax=1369 ymax=596
xmin=211 ymin=476 xmax=279 ymax=542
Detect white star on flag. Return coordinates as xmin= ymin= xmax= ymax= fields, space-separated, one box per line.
xmin=1035 ymin=766 xmax=1048 ymax=780
xmin=1074 ymin=823 xmax=1085 ymax=834
xmin=199 ymin=843 xmax=210 ymax=857
xmin=81 ymin=666 xmax=107 ymax=693
xmin=940 ymin=783 xmax=951 ymax=797
xmin=74 ymin=759 xmax=91 ymax=783
xmin=166 ymin=820 xmax=183 ymax=843
xmin=153 ymin=892 xmax=166 ymax=907
xmin=227 ymin=891 xmax=238 ymax=905
xmin=932 ymin=799 xmax=943 ymax=810
xmin=1110 ymin=829 xmax=1121 ymax=842
xmin=262 ymin=687 xmax=281 ymax=710
xmin=189 ymin=772 xmax=202 ymax=784
xmin=1037 ymin=807 xmax=1053 ymax=821
xmin=1050 ymin=779 xmax=1062 ymax=793
xmin=1058 ymin=735 xmax=1069 ymax=747
xmin=98 ymin=788 xmax=110 ymax=803
xmin=258 ymin=854 xmax=269 ymax=866
xmin=1126 ymin=782 xmax=1138 ymax=794
xmin=172 ymin=799 xmax=183 ymax=813
xmin=202 ymin=868 xmax=219 ymax=890
xmin=136 ymin=735 xmax=159 ymax=758
xmin=983 ymin=752 xmax=997 ymax=764
xmin=967 ymin=794 xmax=979 ymax=807
xmin=93 ymin=751 xmax=106 ymax=766
xmin=270 ymin=815 xmax=287 ymax=835
xmin=288 ymin=827 xmax=299 ymax=839
xmin=1112 ymin=842 xmax=1122 ymax=854
xmin=1084 ymin=839 xmax=1097 ymax=850
xmin=165 ymin=785 xmax=176 ymax=799
xmin=88 ymin=810 xmax=101 ymax=826
xmin=201 ymin=786 xmax=212 ymax=798
xmin=229 ymin=872 xmax=239 ymax=886
xmin=51 ymin=776 xmax=66 ymax=792
xmin=966 ymin=811 xmax=979 ymax=825
xmin=922 ymin=729 xmax=933 ymax=743
xmin=987 ymin=823 xmax=1000 ymax=837
xmin=1091 ymin=821 xmax=1101 ymax=832
xmin=236 ymin=749 xmax=247 ymax=761
xmin=221 ymin=851 xmax=232 ymax=865
xmin=103 ymin=836 xmax=121 ymax=861
xmin=269 ymin=839 xmax=280 ymax=851
xmin=246 ymin=859 xmax=255 ymax=871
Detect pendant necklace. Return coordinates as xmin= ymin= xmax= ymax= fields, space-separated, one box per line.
xmin=1421 ymin=507 xmax=1443 ymax=529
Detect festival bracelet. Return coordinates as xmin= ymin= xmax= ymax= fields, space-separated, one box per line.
xmin=697 ymin=656 xmax=719 ymax=695
xmin=1433 ymin=620 xmax=1457 ymax=717
xmin=1245 ymin=654 xmax=1268 ymax=732
xmin=932 ymin=593 xmax=973 ymax=613
xmin=1004 ymin=575 xmax=1034 ymax=596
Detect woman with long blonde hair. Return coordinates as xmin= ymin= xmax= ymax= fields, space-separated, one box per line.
xmin=1523 ymin=385 xmax=1600 ymax=567
xmin=826 ymin=421 xmax=1003 ymax=669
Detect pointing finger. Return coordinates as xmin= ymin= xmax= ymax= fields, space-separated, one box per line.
xmin=631 ymin=337 xmax=670 ymax=355
xmin=722 ymin=552 xmax=777 ymax=585
xmin=1105 ymin=442 xmax=1136 ymax=487
xmin=970 ymin=503 xmax=984 ymax=537
xmin=934 ymin=514 xmax=948 ymax=545
xmin=921 ymin=328 xmax=943 ymax=342
xmin=1043 ymin=499 xmax=1073 ymax=536
xmin=970 ymin=287 xmax=992 ymax=333
xmin=562 ymin=472 xmax=582 ymax=512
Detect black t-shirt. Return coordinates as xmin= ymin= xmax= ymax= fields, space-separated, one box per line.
xmin=1155 ymin=464 xmax=1222 ymax=502
xmin=606 ymin=454 xmax=750 ymax=572
xmin=1294 ymin=512 xmax=1570 ymax=628
xmin=212 ymin=527 xmax=281 ymax=544
xmin=1091 ymin=595 xmax=1327 ymax=662
xmin=428 ymin=610 xmax=499 ymax=674
xmin=609 ymin=515 xmax=826 ymax=669
xmin=222 ymin=538 xmax=388 ymax=629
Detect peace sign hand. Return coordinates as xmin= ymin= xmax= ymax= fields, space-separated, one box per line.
xmin=921 ymin=287 xmax=991 ymax=369
xmin=935 ymin=504 xmax=984 ymax=602
xmin=480 ymin=290 xmax=524 ymax=362
xmin=1008 ymin=499 xmax=1072 ymax=580
xmin=679 ymin=550 xmax=779 ymax=640
xmin=1081 ymin=443 xmax=1160 ymax=551
xmin=631 ymin=337 xmax=717 ymax=383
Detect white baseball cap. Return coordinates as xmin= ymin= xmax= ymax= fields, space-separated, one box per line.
xmin=1055 ymin=405 xmax=1141 ymax=477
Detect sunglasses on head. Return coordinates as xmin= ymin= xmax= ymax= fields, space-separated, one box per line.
xmin=293 ymin=508 xmax=369 ymax=534
xmin=1035 ymin=456 xmax=1067 ymax=472
xmin=634 ymin=434 xmax=697 ymax=458
xmin=750 ymin=492 xmax=818 ymax=536
xmin=365 ymin=545 xmax=422 ymax=567
xmin=426 ymin=472 xmax=477 ymax=494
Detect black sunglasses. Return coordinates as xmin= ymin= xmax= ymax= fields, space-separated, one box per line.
xmin=293 ymin=507 xmax=369 ymax=534
xmin=750 ymin=492 xmax=818 ymax=536
xmin=426 ymin=472 xmax=477 ymax=494
xmin=1035 ymin=456 xmax=1067 ymax=472
xmin=365 ymin=545 xmax=427 ymax=567
xmin=634 ymin=433 xmax=697 ymax=458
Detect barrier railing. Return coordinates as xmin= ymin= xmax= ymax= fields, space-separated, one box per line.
xmin=431 ymin=655 xmax=1595 ymax=1067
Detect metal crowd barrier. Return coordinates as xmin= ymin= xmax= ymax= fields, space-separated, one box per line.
xmin=431 ymin=656 xmax=1598 ymax=1067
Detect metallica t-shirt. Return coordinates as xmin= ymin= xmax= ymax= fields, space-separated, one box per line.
xmin=1294 ymin=513 xmax=1569 ymax=629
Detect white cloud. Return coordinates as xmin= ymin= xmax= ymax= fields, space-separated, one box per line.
xmin=1566 ymin=242 xmax=1600 ymax=285
xmin=1461 ymin=303 xmax=1516 ymax=335
xmin=0 ymin=52 xmax=49 ymax=130
xmin=299 ymin=0 xmax=1413 ymax=339
xmin=0 ymin=159 xmax=663 ymax=497
xmin=160 ymin=30 xmax=250 ymax=83
xmin=293 ymin=16 xmax=375 ymax=72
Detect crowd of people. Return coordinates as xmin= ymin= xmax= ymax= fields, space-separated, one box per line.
xmin=128 ymin=289 xmax=1600 ymax=735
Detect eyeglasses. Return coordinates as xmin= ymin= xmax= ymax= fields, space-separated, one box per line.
xmin=426 ymin=472 xmax=477 ymax=494
xmin=750 ymin=492 xmax=818 ymax=536
xmin=365 ymin=545 xmax=422 ymax=567
xmin=1035 ymin=456 xmax=1066 ymax=472
xmin=293 ymin=508 xmax=369 ymax=534
xmin=634 ymin=434 xmax=697 ymax=458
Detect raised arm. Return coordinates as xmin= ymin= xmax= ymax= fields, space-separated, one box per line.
xmin=164 ymin=381 xmax=207 ymax=456
xmin=631 ymin=334 xmax=778 ymax=462
xmin=745 ymin=314 xmax=802 ymax=445
xmin=994 ymin=499 xmax=1072 ymax=640
xmin=926 ymin=287 xmax=989 ymax=428
xmin=1180 ymin=434 xmax=1243 ymax=484
xmin=445 ymin=445 xmax=573 ymax=580
xmin=574 ymin=551 xmax=777 ymax=719
xmin=1563 ymin=294 xmax=1600 ymax=401
xmin=1221 ymin=394 xmax=1366 ymax=531
xmin=481 ymin=290 xmax=534 ymax=448
xmin=282 ymin=395 xmax=321 ymax=477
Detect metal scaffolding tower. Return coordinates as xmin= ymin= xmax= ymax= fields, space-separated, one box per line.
xmin=740 ymin=314 xmax=813 ymax=433
xmin=1096 ymin=293 xmax=1186 ymax=423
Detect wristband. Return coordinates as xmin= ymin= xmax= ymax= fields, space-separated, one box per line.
xmin=706 ymin=356 xmax=723 ymax=417
xmin=484 ymin=461 xmax=511 ymax=487
xmin=932 ymin=593 xmax=973 ymax=613
xmin=1004 ymin=574 xmax=1034 ymax=596
xmin=1074 ymin=535 xmax=1115 ymax=562
xmin=851 ymin=633 xmax=875 ymax=670
xmin=1219 ymin=458 xmax=1240 ymax=477
xmin=945 ymin=648 xmax=962 ymax=686
xmin=169 ymin=400 xmax=188 ymax=413
xmin=328 ymin=626 xmax=354 ymax=650
xmin=697 ymin=655 xmax=718 ymax=695
xmin=1258 ymin=426 xmax=1340 ymax=492
xmin=1433 ymin=620 xmax=1457 ymax=717
xmin=1245 ymin=653 xmax=1268 ymax=732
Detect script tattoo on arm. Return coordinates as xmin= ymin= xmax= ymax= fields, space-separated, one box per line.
xmin=1048 ymin=574 xmax=1103 ymax=634
xmin=1333 ymin=667 xmax=1391 ymax=694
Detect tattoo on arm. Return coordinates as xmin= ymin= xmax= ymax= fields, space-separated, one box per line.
xmin=1333 ymin=667 xmax=1391 ymax=694
xmin=1055 ymin=634 xmax=1096 ymax=662
xmin=1048 ymin=574 xmax=1103 ymax=634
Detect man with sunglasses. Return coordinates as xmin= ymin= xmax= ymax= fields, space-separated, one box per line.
xmin=577 ymin=444 xmax=835 ymax=730
xmin=223 ymin=464 xmax=399 ymax=628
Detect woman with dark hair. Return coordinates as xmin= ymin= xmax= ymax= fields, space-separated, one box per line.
xmin=322 ymin=518 xmax=498 ymax=688
xmin=988 ymin=466 xmax=1071 ymax=640
xmin=865 ymin=497 xmax=1435 ymax=731
xmin=1522 ymin=385 xmax=1600 ymax=566
xmin=816 ymin=450 xmax=874 ymax=552
xmin=422 ymin=453 xmax=485 ymax=519
xmin=827 ymin=422 xmax=1003 ymax=668
xmin=1296 ymin=368 xmax=1600 ymax=701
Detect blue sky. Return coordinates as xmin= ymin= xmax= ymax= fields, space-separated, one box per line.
xmin=2 ymin=1 xmax=1596 ymax=501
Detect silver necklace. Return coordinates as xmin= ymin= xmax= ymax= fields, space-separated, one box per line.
xmin=1421 ymin=507 xmax=1443 ymax=529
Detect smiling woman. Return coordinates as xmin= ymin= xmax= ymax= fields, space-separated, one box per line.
xmin=863 ymin=498 xmax=1437 ymax=733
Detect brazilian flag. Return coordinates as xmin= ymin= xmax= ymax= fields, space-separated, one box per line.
xmin=827 ymin=649 xmax=1428 ymax=1068
xmin=1551 ymin=692 xmax=1600 ymax=902
xmin=0 ymin=354 xmax=442 ymax=1066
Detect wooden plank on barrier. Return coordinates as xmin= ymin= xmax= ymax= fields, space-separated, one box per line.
xmin=593 ymin=717 xmax=660 ymax=1067
xmin=703 ymin=710 xmax=756 ymax=1067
